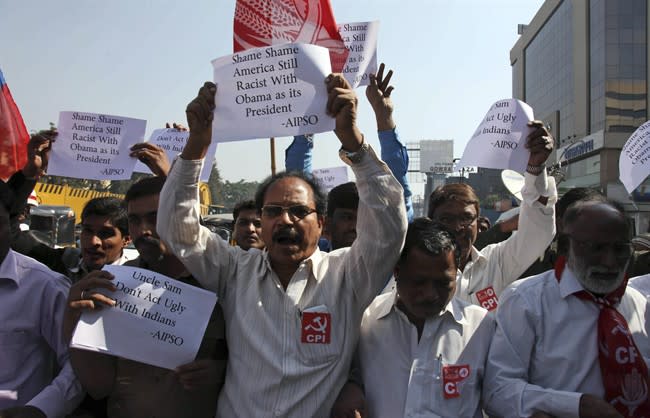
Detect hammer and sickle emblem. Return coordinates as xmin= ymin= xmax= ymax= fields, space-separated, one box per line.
xmin=305 ymin=315 xmax=328 ymax=333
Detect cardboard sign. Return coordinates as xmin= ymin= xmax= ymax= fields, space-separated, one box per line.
xmin=312 ymin=166 xmax=349 ymax=192
xmin=71 ymin=265 xmax=217 ymax=370
xmin=49 ymin=111 xmax=146 ymax=180
xmin=620 ymin=120 xmax=650 ymax=193
xmin=211 ymin=43 xmax=335 ymax=142
xmin=132 ymin=128 xmax=217 ymax=182
xmin=338 ymin=21 xmax=379 ymax=88
xmin=458 ymin=99 xmax=535 ymax=173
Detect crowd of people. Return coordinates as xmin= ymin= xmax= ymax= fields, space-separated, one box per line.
xmin=0 ymin=65 xmax=649 ymax=418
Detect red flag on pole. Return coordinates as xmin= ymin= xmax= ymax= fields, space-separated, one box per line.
xmin=0 ymin=68 xmax=29 ymax=180
xmin=234 ymin=0 xmax=349 ymax=73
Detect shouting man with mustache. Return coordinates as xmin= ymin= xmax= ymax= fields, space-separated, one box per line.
xmin=484 ymin=200 xmax=650 ymax=418
xmin=156 ymin=75 xmax=407 ymax=418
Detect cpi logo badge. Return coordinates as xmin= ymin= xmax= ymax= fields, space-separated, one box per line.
xmin=301 ymin=312 xmax=331 ymax=344
xmin=476 ymin=286 xmax=499 ymax=311
xmin=443 ymin=364 xmax=471 ymax=399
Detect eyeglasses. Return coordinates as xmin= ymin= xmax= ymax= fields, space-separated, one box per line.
xmin=261 ymin=205 xmax=317 ymax=220
xmin=436 ymin=214 xmax=478 ymax=228
xmin=569 ymin=238 xmax=634 ymax=260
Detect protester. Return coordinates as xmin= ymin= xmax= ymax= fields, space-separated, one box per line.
xmin=157 ymin=76 xmax=407 ymax=417
xmin=63 ymin=176 xmax=227 ymax=418
xmin=0 ymin=180 xmax=84 ymax=418
xmin=358 ymin=218 xmax=494 ymax=417
xmin=484 ymin=200 xmax=650 ymax=418
xmin=426 ymin=122 xmax=557 ymax=307
xmin=324 ymin=182 xmax=359 ymax=251
xmin=231 ymin=199 xmax=264 ymax=250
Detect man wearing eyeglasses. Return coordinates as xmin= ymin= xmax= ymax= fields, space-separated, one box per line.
xmin=484 ymin=200 xmax=650 ymax=418
xmin=426 ymin=121 xmax=557 ymax=310
xmin=156 ymin=76 xmax=407 ymax=418
xmin=231 ymin=200 xmax=264 ymax=250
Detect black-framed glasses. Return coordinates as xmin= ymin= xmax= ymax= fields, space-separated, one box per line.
xmin=261 ymin=205 xmax=317 ymax=220
xmin=436 ymin=214 xmax=478 ymax=228
xmin=569 ymin=238 xmax=634 ymax=260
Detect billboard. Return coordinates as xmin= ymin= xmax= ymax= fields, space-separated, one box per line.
xmin=420 ymin=140 xmax=454 ymax=174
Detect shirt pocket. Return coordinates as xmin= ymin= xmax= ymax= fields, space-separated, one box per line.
xmin=296 ymin=309 xmax=345 ymax=366
xmin=411 ymin=358 xmax=481 ymax=418
xmin=0 ymin=329 xmax=34 ymax=382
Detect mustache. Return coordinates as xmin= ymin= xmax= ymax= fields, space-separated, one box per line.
xmin=272 ymin=227 xmax=302 ymax=243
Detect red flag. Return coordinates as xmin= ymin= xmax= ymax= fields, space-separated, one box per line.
xmin=0 ymin=68 xmax=29 ymax=180
xmin=234 ymin=0 xmax=349 ymax=73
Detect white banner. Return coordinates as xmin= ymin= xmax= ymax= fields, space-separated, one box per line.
xmin=312 ymin=166 xmax=349 ymax=192
xmin=338 ymin=21 xmax=379 ymax=88
xmin=71 ymin=265 xmax=217 ymax=370
xmin=620 ymin=120 xmax=650 ymax=193
xmin=133 ymin=128 xmax=217 ymax=182
xmin=458 ymin=99 xmax=535 ymax=173
xmin=211 ymin=43 xmax=335 ymax=142
xmin=49 ymin=112 xmax=146 ymax=180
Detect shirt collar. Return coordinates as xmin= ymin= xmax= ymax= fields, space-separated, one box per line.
xmin=558 ymin=266 xmax=586 ymax=298
xmin=0 ymin=250 xmax=20 ymax=284
xmin=379 ymin=288 xmax=468 ymax=325
xmin=260 ymin=247 xmax=323 ymax=281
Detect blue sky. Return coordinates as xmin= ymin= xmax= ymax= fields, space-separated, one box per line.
xmin=1 ymin=0 xmax=544 ymax=195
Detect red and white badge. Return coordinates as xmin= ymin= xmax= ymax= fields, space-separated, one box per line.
xmin=476 ymin=286 xmax=498 ymax=311
xmin=301 ymin=311 xmax=331 ymax=344
xmin=442 ymin=364 xmax=470 ymax=399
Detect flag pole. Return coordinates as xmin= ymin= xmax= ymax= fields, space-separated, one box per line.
xmin=270 ymin=137 xmax=276 ymax=175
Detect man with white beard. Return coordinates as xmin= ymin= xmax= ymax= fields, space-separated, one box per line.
xmin=484 ymin=200 xmax=650 ymax=418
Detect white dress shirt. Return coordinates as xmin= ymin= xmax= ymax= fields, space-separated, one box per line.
xmin=359 ymin=290 xmax=495 ymax=418
xmin=0 ymin=250 xmax=84 ymax=417
xmin=484 ymin=267 xmax=650 ymax=418
xmin=457 ymin=171 xmax=557 ymax=308
xmin=629 ymin=273 xmax=650 ymax=298
xmin=157 ymin=146 xmax=407 ymax=418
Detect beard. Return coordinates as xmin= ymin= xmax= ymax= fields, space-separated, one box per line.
xmin=567 ymin=246 xmax=627 ymax=295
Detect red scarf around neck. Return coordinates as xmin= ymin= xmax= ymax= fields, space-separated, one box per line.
xmin=555 ymin=256 xmax=650 ymax=417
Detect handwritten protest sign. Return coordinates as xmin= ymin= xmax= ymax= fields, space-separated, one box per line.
xmin=71 ymin=265 xmax=217 ymax=370
xmin=48 ymin=112 xmax=146 ymax=180
xmin=211 ymin=43 xmax=335 ymax=142
xmin=313 ymin=166 xmax=349 ymax=192
xmin=133 ymin=128 xmax=217 ymax=182
xmin=458 ymin=99 xmax=535 ymax=173
xmin=620 ymin=120 xmax=650 ymax=193
xmin=338 ymin=21 xmax=379 ymax=88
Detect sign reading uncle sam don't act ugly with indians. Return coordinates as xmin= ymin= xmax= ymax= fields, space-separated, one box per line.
xmin=211 ymin=43 xmax=335 ymax=142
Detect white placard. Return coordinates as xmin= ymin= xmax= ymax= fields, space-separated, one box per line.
xmin=338 ymin=21 xmax=379 ymax=88
xmin=133 ymin=128 xmax=217 ymax=182
xmin=211 ymin=43 xmax=335 ymax=142
xmin=48 ymin=112 xmax=146 ymax=180
xmin=71 ymin=265 xmax=217 ymax=370
xmin=620 ymin=120 xmax=650 ymax=193
xmin=312 ymin=166 xmax=349 ymax=192
xmin=458 ymin=99 xmax=535 ymax=173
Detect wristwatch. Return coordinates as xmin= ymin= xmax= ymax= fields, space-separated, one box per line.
xmin=339 ymin=142 xmax=370 ymax=165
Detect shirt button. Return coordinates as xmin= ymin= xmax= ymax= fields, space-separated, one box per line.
xmin=274 ymin=409 xmax=282 ymax=416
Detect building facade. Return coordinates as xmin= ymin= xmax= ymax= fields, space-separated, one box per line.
xmin=511 ymin=0 xmax=649 ymax=231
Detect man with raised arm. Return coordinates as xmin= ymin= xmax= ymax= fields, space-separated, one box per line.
xmin=156 ymin=75 xmax=407 ymax=417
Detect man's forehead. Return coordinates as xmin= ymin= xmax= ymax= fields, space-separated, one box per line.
xmin=433 ymin=200 xmax=476 ymax=214
xmin=237 ymin=209 xmax=260 ymax=219
xmin=264 ymin=177 xmax=314 ymax=203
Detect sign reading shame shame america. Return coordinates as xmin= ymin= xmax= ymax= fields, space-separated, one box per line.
xmin=620 ymin=120 xmax=650 ymax=193
xmin=458 ymin=99 xmax=535 ymax=173
xmin=71 ymin=265 xmax=217 ymax=370
xmin=211 ymin=43 xmax=335 ymax=142
xmin=48 ymin=111 xmax=146 ymax=180
xmin=338 ymin=21 xmax=379 ymax=88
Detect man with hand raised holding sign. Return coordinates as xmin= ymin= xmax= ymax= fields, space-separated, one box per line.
xmin=157 ymin=75 xmax=407 ymax=417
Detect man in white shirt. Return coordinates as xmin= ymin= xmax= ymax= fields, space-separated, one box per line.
xmin=484 ymin=200 xmax=650 ymax=418
xmin=426 ymin=121 xmax=557 ymax=310
xmin=358 ymin=218 xmax=494 ymax=418
xmin=0 ymin=179 xmax=84 ymax=417
xmin=157 ymin=76 xmax=408 ymax=417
